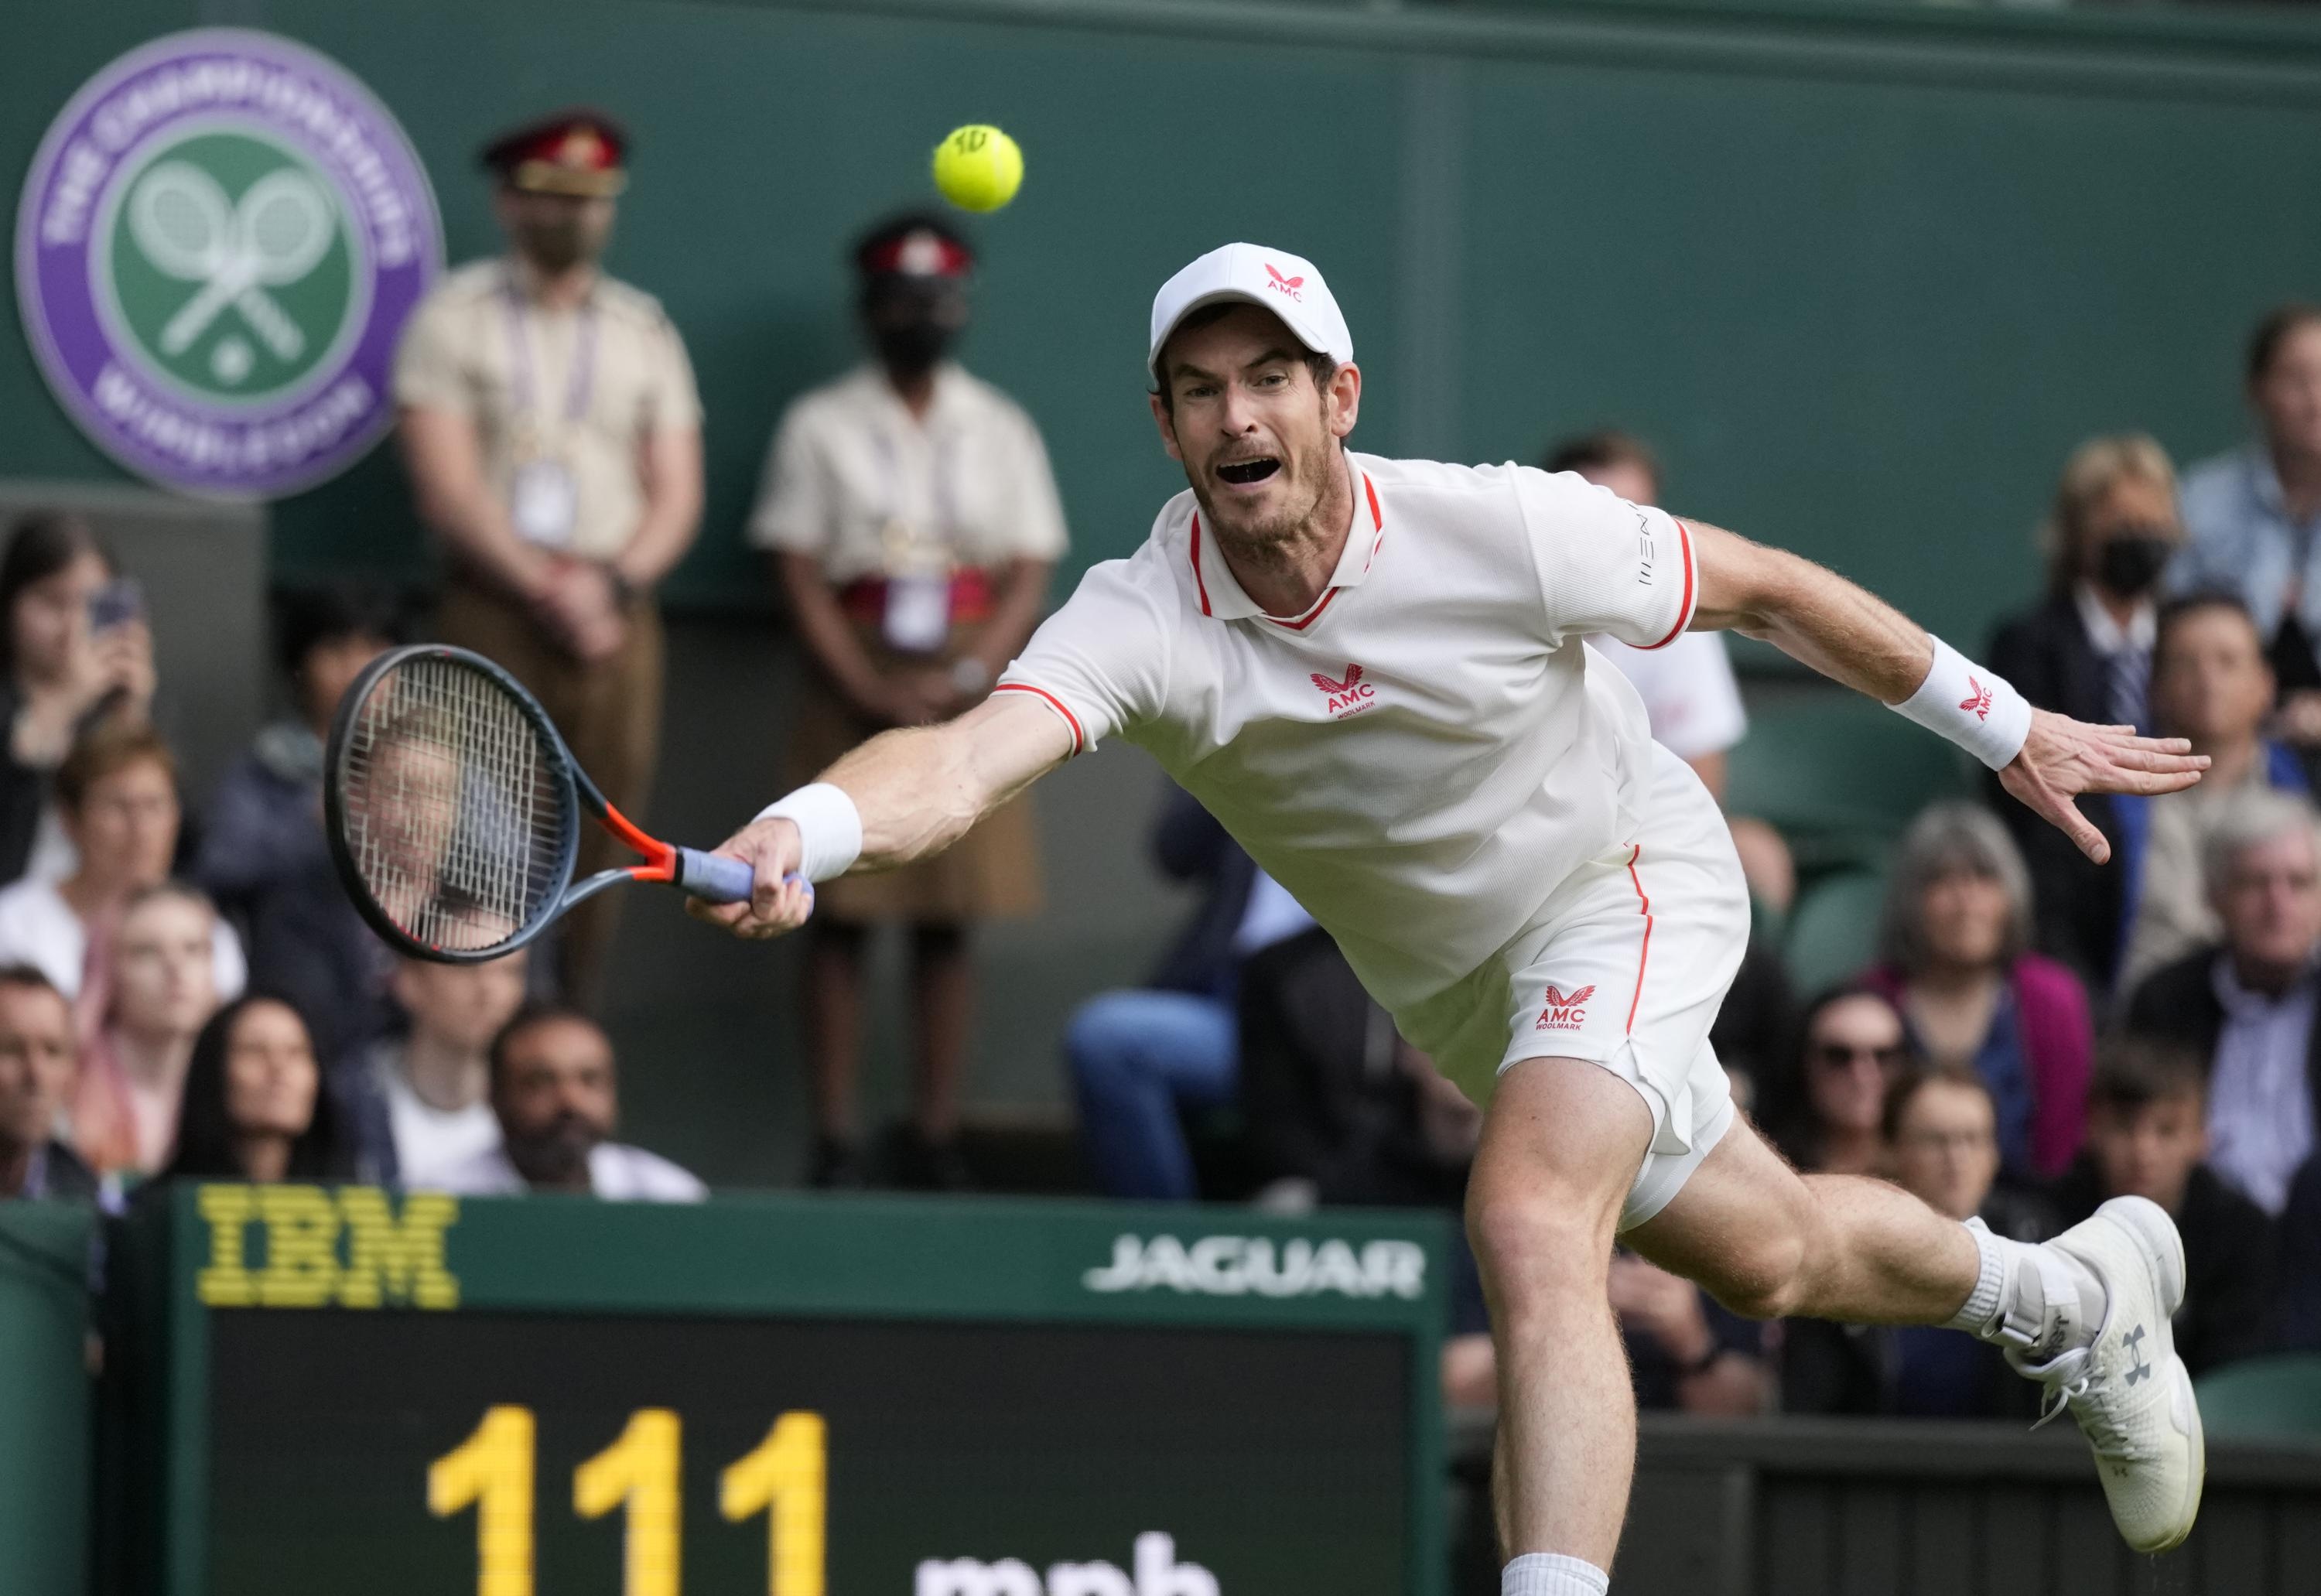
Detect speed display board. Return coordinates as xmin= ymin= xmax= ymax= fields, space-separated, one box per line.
xmin=126 ymin=1185 xmax=1448 ymax=1596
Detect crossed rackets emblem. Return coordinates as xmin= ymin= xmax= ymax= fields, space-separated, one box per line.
xmin=126 ymin=159 xmax=336 ymax=365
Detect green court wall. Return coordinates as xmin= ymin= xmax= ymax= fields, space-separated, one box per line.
xmin=7 ymin=0 xmax=2321 ymax=648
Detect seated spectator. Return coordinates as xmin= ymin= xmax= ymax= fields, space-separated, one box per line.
xmin=156 ymin=993 xmax=352 ymax=1184
xmin=2277 ymin=1155 xmax=2321 ymax=1350
xmin=436 ymin=1004 xmax=703 ymax=1200
xmin=1988 ymin=436 xmax=2183 ymax=991
xmin=0 ymin=965 xmax=97 ymax=1201
xmin=0 ymin=511 xmax=156 ymax=883
xmin=1783 ymin=1065 xmax=2050 ymax=1420
xmin=68 ymin=884 xmax=222 ymax=1177
xmin=2120 ymin=595 xmax=2309 ymax=990
xmin=2053 ymin=1041 xmax=2275 ymax=1376
xmin=1609 ymin=1250 xmax=1771 ymax=1417
xmin=1236 ymin=926 xmax=1471 ymax=1210
xmin=197 ymin=583 xmax=403 ymax=1064
xmin=0 ymin=723 xmax=244 ymax=1011
xmin=367 ymin=948 xmax=530 ymax=1188
xmin=2126 ymin=788 xmax=2321 ymax=1215
xmin=1769 ymin=986 xmax=1910 ymax=1178
xmin=1067 ymin=787 xmax=1311 ymax=1200
xmin=2174 ymin=304 xmax=2321 ymax=747
xmin=1865 ymin=803 xmax=2092 ymax=1182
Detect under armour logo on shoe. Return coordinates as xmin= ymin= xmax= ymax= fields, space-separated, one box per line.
xmin=1960 ymin=676 xmax=1994 ymax=721
xmin=2124 ymin=1324 xmax=2152 ymax=1385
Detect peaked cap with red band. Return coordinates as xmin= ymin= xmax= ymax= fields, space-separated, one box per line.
xmin=481 ymin=108 xmax=629 ymax=198
xmin=856 ymin=224 xmax=974 ymax=282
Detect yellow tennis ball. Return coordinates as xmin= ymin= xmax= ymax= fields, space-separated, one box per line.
xmin=933 ymin=125 xmax=1023 ymax=214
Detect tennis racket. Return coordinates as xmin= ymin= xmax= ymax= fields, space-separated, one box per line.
xmin=324 ymin=644 xmax=788 ymax=963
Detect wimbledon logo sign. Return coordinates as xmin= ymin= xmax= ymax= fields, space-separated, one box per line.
xmin=15 ymin=29 xmax=440 ymax=497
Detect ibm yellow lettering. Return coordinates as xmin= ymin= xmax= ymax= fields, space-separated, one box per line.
xmin=255 ymin=1184 xmax=341 ymax=1307
xmin=337 ymin=1187 xmax=460 ymax=1308
xmin=194 ymin=1184 xmax=257 ymax=1306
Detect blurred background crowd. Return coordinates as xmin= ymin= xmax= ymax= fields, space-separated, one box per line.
xmin=13 ymin=51 xmax=2321 ymax=1447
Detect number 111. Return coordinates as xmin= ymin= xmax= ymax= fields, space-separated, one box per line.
xmin=426 ymin=1404 xmax=826 ymax=1596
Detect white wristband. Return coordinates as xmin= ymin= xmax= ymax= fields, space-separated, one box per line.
xmin=1889 ymin=636 xmax=2033 ymax=771
xmin=752 ymin=782 xmax=863 ymax=883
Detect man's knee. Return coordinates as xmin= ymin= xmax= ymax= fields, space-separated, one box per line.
xmin=1065 ymin=993 xmax=1144 ymax=1091
xmin=1468 ymin=1187 xmax=1619 ymax=1319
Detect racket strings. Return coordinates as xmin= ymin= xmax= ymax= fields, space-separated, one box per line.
xmin=340 ymin=655 xmax=567 ymax=953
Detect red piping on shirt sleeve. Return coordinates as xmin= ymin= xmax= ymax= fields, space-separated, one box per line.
xmin=992 ymin=683 xmax=1085 ymax=754
xmin=1639 ymin=518 xmax=1697 ymax=651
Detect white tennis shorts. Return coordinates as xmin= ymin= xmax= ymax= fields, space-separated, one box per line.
xmin=1399 ymin=742 xmax=1751 ymax=1231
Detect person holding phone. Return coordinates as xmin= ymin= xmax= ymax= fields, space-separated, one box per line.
xmin=0 ymin=511 xmax=157 ymax=883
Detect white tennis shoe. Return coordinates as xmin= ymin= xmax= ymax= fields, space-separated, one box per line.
xmin=2012 ymin=1196 xmax=2205 ymax=1553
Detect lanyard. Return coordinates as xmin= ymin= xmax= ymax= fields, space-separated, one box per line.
xmin=501 ymin=269 xmax=597 ymax=432
xmin=870 ymin=419 xmax=961 ymax=554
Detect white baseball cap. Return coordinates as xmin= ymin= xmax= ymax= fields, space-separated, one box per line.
xmin=1147 ymin=242 xmax=1353 ymax=387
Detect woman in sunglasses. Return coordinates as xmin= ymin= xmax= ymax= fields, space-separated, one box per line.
xmin=1772 ymin=985 xmax=1913 ymax=1178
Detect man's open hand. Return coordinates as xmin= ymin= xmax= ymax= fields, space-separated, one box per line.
xmin=684 ymin=816 xmax=814 ymax=938
xmin=1998 ymin=709 xmax=2209 ymax=864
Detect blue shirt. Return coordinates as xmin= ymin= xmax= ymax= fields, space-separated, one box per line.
xmin=2175 ymin=445 xmax=2321 ymax=641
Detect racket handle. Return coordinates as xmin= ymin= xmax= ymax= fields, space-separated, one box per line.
xmin=672 ymin=847 xmax=808 ymax=907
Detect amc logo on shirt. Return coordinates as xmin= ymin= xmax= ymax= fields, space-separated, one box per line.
xmin=1534 ymin=983 xmax=1595 ymax=1033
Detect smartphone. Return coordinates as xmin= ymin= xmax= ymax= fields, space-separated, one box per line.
xmin=87 ymin=577 xmax=143 ymax=634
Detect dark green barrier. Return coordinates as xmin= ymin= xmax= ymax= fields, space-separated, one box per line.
xmin=0 ymin=1201 xmax=96 ymax=1596
xmin=118 ymin=1184 xmax=1449 ymax=1596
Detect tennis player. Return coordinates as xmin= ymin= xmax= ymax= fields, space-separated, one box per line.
xmin=698 ymin=244 xmax=2209 ymax=1590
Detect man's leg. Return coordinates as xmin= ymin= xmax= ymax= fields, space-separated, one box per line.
xmin=908 ymin=921 xmax=972 ymax=1147
xmin=1064 ymin=990 xmax=1236 ymax=1201
xmin=1627 ymin=1112 xmax=2203 ymax=1555
xmin=1466 ymin=1055 xmax=1654 ymax=1578
xmin=1622 ymin=1111 xmax=1983 ymax=1326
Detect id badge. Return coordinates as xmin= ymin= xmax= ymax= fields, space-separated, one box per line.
xmin=511 ymin=458 xmax=579 ymax=549
xmin=883 ymin=572 xmax=950 ymax=654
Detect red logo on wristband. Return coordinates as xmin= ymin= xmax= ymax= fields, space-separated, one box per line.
xmin=1960 ymin=677 xmax=1994 ymax=721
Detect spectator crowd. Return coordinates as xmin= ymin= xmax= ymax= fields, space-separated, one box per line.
xmin=8 ymin=102 xmax=2321 ymax=1427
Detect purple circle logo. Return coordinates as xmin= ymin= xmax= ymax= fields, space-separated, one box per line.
xmin=15 ymin=29 xmax=441 ymax=498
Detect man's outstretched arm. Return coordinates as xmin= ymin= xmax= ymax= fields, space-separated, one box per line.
xmin=687 ymin=692 xmax=1075 ymax=938
xmin=1684 ymin=521 xmax=2206 ymax=864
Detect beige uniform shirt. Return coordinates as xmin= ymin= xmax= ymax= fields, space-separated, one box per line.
xmin=395 ymin=258 xmax=702 ymax=561
xmin=747 ymin=363 xmax=1068 ymax=581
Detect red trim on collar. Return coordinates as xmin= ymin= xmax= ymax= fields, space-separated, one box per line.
xmin=1640 ymin=518 xmax=1697 ymax=651
xmin=1189 ymin=470 xmax=1384 ymax=630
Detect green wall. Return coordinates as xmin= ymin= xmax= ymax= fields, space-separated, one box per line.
xmin=9 ymin=0 xmax=2321 ymax=647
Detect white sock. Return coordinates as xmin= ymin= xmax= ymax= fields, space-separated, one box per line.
xmin=1503 ymin=1552 xmax=1610 ymax=1594
xmin=1945 ymin=1218 xmax=2105 ymax=1360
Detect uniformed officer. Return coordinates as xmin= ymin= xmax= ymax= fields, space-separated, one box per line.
xmin=395 ymin=109 xmax=703 ymax=1005
xmin=747 ymin=212 xmax=1068 ymax=1187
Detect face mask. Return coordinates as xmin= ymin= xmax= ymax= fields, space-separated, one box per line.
xmin=515 ymin=214 xmax=595 ymax=274
xmin=2093 ymin=532 xmax=2175 ymax=597
xmin=873 ymin=320 xmax=953 ymax=378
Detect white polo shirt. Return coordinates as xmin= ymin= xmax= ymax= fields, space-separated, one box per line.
xmin=996 ymin=449 xmax=1695 ymax=1013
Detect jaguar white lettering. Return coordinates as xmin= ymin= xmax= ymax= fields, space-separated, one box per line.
xmin=1080 ymin=1233 xmax=1426 ymax=1300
